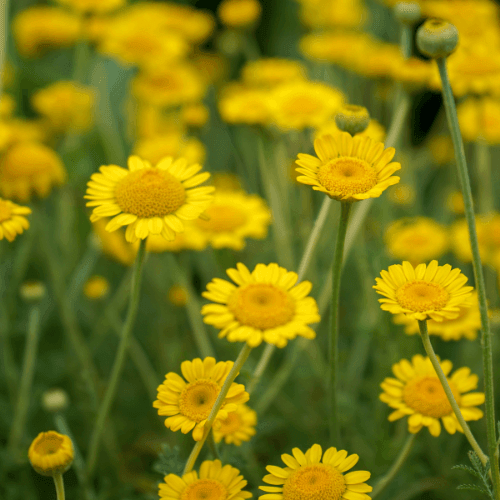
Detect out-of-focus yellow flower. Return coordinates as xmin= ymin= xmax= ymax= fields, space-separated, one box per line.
xmin=390 ymin=57 xmax=433 ymax=88
xmin=447 ymin=191 xmax=465 ymax=214
xmin=298 ymin=0 xmax=366 ymax=29
xmin=181 ymin=103 xmax=209 ymax=128
xmin=92 ymin=219 xmax=136 ymax=266
xmin=168 ymin=285 xmax=188 ymax=306
xmin=218 ymin=0 xmax=261 ymax=28
xmin=84 ymin=276 xmax=110 ymax=300
xmin=31 ymin=81 xmax=96 ymax=134
xmin=359 ymin=43 xmax=402 ymax=79
xmin=457 ymin=96 xmax=500 ymax=144
xmin=29 ymin=431 xmax=74 ymax=476
xmin=20 ymin=281 xmax=47 ymax=302
xmin=428 ymin=135 xmax=454 ymax=165
xmin=0 ymin=142 xmax=66 ymax=202
xmin=241 ymin=58 xmax=306 ymax=88
xmin=388 ymin=184 xmax=416 ymax=206
xmin=2 ymin=62 xmax=14 ymax=89
xmin=0 ymin=94 xmax=16 ymax=119
xmin=218 ymin=84 xmax=272 ymax=125
xmin=213 ymin=404 xmax=257 ymax=446
xmin=55 ymin=0 xmax=125 ymax=14
xmin=316 ymin=118 xmax=385 ymax=143
xmin=270 ymin=81 xmax=345 ymax=131
xmin=0 ymin=198 xmax=31 ymax=242
xmin=384 ymin=217 xmax=449 ymax=265
xmin=212 ymin=173 xmax=242 ymax=192
xmin=142 ymin=227 xmax=207 ymax=253
xmin=131 ymin=64 xmax=206 ymax=108
xmin=192 ymin=51 xmax=228 ymax=85
xmin=13 ymin=6 xmax=82 ymax=58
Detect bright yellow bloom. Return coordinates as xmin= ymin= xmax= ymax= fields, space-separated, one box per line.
xmin=0 ymin=94 xmax=16 ymax=119
xmin=159 ymin=459 xmax=251 ymax=500
xmin=84 ymin=276 xmax=110 ymax=300
xmin=181 ymin=104 xmax=209 ymax=128
xmin=218 ymin=84 xmax=272 ymax=125
xmin=218 ymin=0 xmax=261 ymax=27
xmin=213 ymin=404 xmax=257 ymax=446
xmin=28 ymin=431 xmax=74 ymax=476
xmin=142 ymin=227 xmax=207 ymax=253
xmin=380 ymin=355 xmax=485 ymax=436
xmin=260 ymin=443 xmax=372 ymax=500
xmin=168 ymin=285 xmax=189 ymax=307
xmin=194 ymin=190 xmax=271 ymax=251
xmin=384 ymin=217 xmax=449 ymax=265
xmin=241 ymin=58 xmax=306 ymax=88
xmin=31 ymin=81 xmax=96 ymax=134
xmin=394 ymin=291 xmax=481 ymax=341
xmin=296 ymin=132 xmax=400 ymax=202
xmin=55 ymin=0 xmax=125 ymax=14
xmin=85 ymin=155 xmax=214 ymax=243
xmin=270 ymin=81 xmax=344 ymax=131
xmin=13 ymin=6 xmax=81 ymax=58
xmin=315 ymin=118 xmax=386 ymax=143
xmin=298 ymin=0 xmax=366 ymax=29
xmin=0 ymin=142 xmax=66 ymax=202
xmin=0 ymin=198 xmax=31 ymax=242
xmin=201 ymin=263 xmax=320 ymax=348
xmin=153 ymin=357 xmax=249 ymax=441
xmin=457 ymin=96 xmax=500 ymax=144
xmin=374 ymin=260 xmax=473 ymax=322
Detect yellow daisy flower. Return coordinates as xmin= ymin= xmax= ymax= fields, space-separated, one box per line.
xmin=83 ymin=276 xmax=110 ymax=300
xmin=0 ymin=198 xmax=31 ymax=242
xmin=218 ymin=0 xmax=262 ymax=27
xmin=194 ymin=190 xmax=271 ymax=250
xmin=28 ymin=431 xmax=74 ymax=476
xmin=374 ymin=260 xmax=474 ymax=322
xmin=241 ymin=58 xmax=306 ymax=88
xmin=384 ymin=217 xmax=449 ymax=265
xmin=380 ymin=355 xmax=485 ymax=436
xmin=153 ymin=357 xmax=249 ymax=441
xmin=201 ymin=263 xmax=320 ymax=348
xmin=218 ymin=84 xmax=272 ymax=126
xmin=393 ymin=291 xmax=481 ymax=341
xmin=259 ymin=443 xmax=372 ymax=500
xmin=457 ymin=96 xmax=500 ymax=144
xmin=159 ymin=459 xmax=251 ymax=500
xmin=55 ymin=0 xmax=125 ymax=14
xmin=84 ymin=155 xmax=214 ymax=243
xmin=213 ymin=403 xmax=257 ymax=446
xmin=295 ymin=132 xmax=400 ymax=202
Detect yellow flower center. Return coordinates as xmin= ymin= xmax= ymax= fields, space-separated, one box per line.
xmin=195 ymin=204 xmax=247 ymax=233
xmin=0 ymin=200 xmax=12 ymax=222
xmin=228 ymin=283 xmax=295 ymax=330
xmin=178 ymin=379 xmax=220 ymax=422
xmin=396 ymin=280 xmax=449 ymax=312
xmin=34 ymin=434 xmax=64 ymax=456
xmin=317 ymin=157 xmax=378 ymax=197
xmin=283 ymin=464 xmax=346 ymax=500
xmin=218 ymin=411 xmax=242 ymax=435
xmin=403 ymin=376 xmax=460 ymax=418
xmin=115 ymin=169 xmax=186 ymax=218
xmin=181 ymin=479 xmax=227 ymax=500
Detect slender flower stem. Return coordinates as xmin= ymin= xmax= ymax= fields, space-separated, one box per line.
xmin=436 ymin=57 xmax=500 ymax=497
xmin=329 ymin=201 xmax=352 ymax=446
xmin=418 ymin=320 xmax=487 ymax=465
xmin=53 ymin=473 xmax=66 ymax=500
xmin=372 ymin=433 xmax=416 ymax=498
xmin=8 ymin=306 xmax=41 ymax=457
xmin=183 ymin=344 xmax=252 ymax=474
xmin=86 ymin=239 xmax=147 ymax=478
xmin=474 ymin=140 xmax=493 ymax=214
xmin=207 ymin=430 xmax=220 ymax=460
xmin=0 ymin=0 xmax=10 ymax=99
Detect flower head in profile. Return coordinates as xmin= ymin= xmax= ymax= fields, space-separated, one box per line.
xmin=260 ymin=443 xmax=371 ymax=500
xmin=85 ymin=155 xmax=214 ymax=243
xmin=380 ymin=355 xmax=485 ymax=436
xmin=153 ymin=357 xmax=249 ymax=441
xmin=201 ymin=263 xmax=320 ymax=348
xmin=296 ymin=132 xmax=400 ymax=202
xmin=213 ymin=403 xmax=257 ymax=446
xmin=374 ymin=260 xmax=473 ymax=322
xmin=0 ymin=198 xmax=31 ymax=242
xmin=159 ymin=459 xmax=251 ymax=500
xmin=28 ymin=431 xmax=74 ymax=476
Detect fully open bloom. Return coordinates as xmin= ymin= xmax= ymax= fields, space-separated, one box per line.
xmin=218 ymin=0 xmax=261 ymax=27
xmin=201 ymin=263 xmax=320 ymax=347
xmin=296 ymin=132 xmax=400 ymax=202
xmin=159 ymin=460 xmax=251 ymax=500
xmin=153 ymin=357 xmax=249 ymax=441
xmin=0 ymin=198 xmax=31 ymax=242
xmin=85 ymin=155 xmax=214 ymax=243
xmin=213 ymin=403 xmax=257 ymax=446
xmin=380 ymin=355 xmax=485 ymax=436
xmin=374 ymin=260 xmax=473 ymax=321
xmin=260 ymin=444 xmax=371 ymax=500
xmin=28 ymin=431 xmax=74 ymax=476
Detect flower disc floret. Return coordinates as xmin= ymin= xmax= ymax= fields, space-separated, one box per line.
xmin=259 ymin=444 xmax=372 ymax=500
xmin=201 ymin=263 xmax=320 ymax=348
xmin=28 ymin=431 xmax=74 ymax=476
xmin=374 ymin=260 xmax=473 ymax=321
xmin=296 ymin=132 xmax=400 ymax=202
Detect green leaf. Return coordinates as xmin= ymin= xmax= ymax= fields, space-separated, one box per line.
xmin=153 ymin=444 xmax=184 ymax=477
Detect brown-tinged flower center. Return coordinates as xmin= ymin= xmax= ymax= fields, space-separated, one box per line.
xmin=34 ymin=434 xmax=64 ymax=455
xmin=195 ymin=204 xmax=247 ymax=233
xmin=181 ymin=478 xmax=227 ymax=500
xmin=115 ymin=168 xmax=186 ymax=218
xmin=178 ymin=379 xmax=220 ymax=422
xmin=283 ymin=464 xmax=346 ymax=500
xmin=396 ymin=280 xmax=449 ymax=312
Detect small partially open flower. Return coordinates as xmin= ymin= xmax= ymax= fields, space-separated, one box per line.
xmin=394 ymin=2 xmax=421 ymax=25
xmin=28 ymin=431 xmax=74 ymax=476
xmin=84 ymin=276 xmax=110 ymax=300
xmin=416 ymin=19 xmax=459 ymax=59
xmin=20 ymin=281 xmax=46 ymax=302
xmin=335 ymin=105 xmax=370 ymax=135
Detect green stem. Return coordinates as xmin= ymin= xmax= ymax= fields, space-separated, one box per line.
xmin=207 ymin=430 xmax=220 ymax=460
xmin=436 ymin=57 xmax=500 ymax=497
xmin=418 ymin=320 xmax=488 ymax=464
xmin=372 ymin=434 xmax=416 ymax=498
xmin=86 ymin=239 xmax=147 ymax=478
xmin=183 ymin=344 xmax=252 ymax=474
xmin=8 ymin=306 xmax=41 ymax=457
xmin=0 ymin=0 xmax=10 ymax=99
xmin=474 ymin=140 xmax=493 ymax=214
xmin=53 ymin=473 xmax=66 ymax=500
xmin=329 ymin=201 xmax=352 ymax=446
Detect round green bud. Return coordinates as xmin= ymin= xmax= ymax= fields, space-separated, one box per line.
xmin=416 ymin=19 xmax=459 ymax=59
xmin=335 ymin=105 xmax=370 ymax=135
xmin=394 ymin=2 xmax=421 ymax=25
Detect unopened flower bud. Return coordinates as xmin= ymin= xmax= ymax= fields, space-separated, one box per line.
xmin=394 ymin=2 xmax=421 ymax=25
xmin=20 ymin=281 xmax=46 ymax=302
xmin=28 ymin=431 xmax=73 ymax=476
xmin=417 ymin=19 xmax=459 ymax=59
xmin=42 ymin=388 xmax=69 ymax=413
xmin=335 ymin=105 xmax=370 ymax=135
